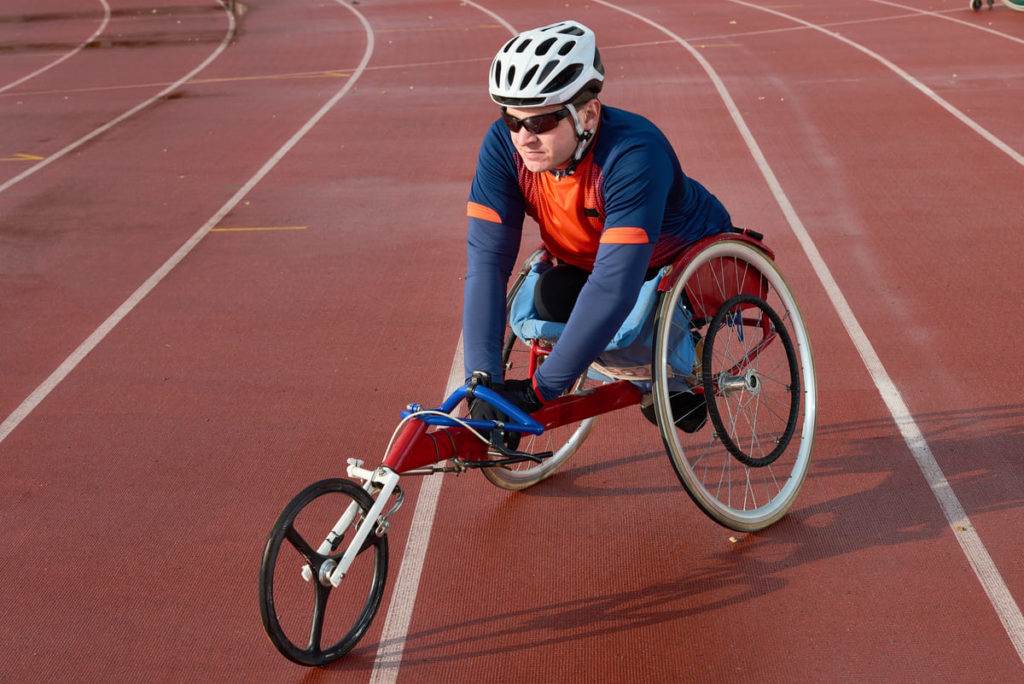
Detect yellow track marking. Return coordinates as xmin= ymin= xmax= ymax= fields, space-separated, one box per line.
xmin=1 ymin=153 xmax=45 ymax=162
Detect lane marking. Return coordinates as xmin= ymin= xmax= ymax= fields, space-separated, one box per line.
xmin=0 ymin=0 xmax=236 ymax=197
xmin=597 ymin=0 xmax=1024 ymax=662
xmin=458 ymin=1 xmax=518 ymax=34
xmin=725 ymin=0 xmax=1024 ymax=656
xmin=0 ymin=154 xmax=45 ymax=162
xmin=369 ymin=338 xmax=464 ymax=683
xmin=209 ymin=225 xmax=307 ymax=232
xmin=377 ymin=23 xmax=502 ymax=33
xmin=0 ymin=2 xmax=373 ymax=449
xmin=367 ymin=6 xmax=515 ymax=682
xmin=730 ymin=0 xmax=1024 ymax=169
xmin=0 ymin=0 xmax=111 ymax=95
xmin=870 ymin=0 xmax=1024 ymax=46
xmin=188 ymin=71 xmax=351 ymax=84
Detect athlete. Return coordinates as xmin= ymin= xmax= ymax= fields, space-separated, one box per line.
xmin=463 ymin=20 xmax=734 ymax=435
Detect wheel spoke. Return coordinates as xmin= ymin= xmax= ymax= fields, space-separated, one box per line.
xmin=307 ymin=579 xmax=331 ymax=654
xmin=284 ymin=523 xmax=318 ymax=564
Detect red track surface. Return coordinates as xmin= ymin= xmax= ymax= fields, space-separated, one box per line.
xmin=2 ymin=0 xmax=1023 ymax=680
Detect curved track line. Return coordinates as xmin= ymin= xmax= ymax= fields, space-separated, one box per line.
xmin=459 ymin=0 xmax=517 ymax=34
xmin=0 ymin=0 xmax=111 ymax=95
xmin=728 ymin=0 xmax=1024 ymax=168
xmin=871 ymin=0 xmax=1024 ymax=44
xmin=368 ymin=6 xmax=515 ymax=682
xmin=0 ymin=1 xmax=235 ymax=195
xmin=0 ymin=3 xmax=374 ymax=447
xmin=596 ymin=0 xmax=1024 ymax=663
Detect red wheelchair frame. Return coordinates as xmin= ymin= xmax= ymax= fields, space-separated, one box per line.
xmin=382 ymin=228 xmax=771 ymax=475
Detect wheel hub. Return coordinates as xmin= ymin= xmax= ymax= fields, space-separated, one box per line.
xmin=718 ymin=369 xmax=760 ymax=397
xmin=318 ymin=559 xmax=338 ymax=586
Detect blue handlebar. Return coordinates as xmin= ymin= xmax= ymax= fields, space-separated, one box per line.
xmin=400 ymin=384 xmax=544 ymax=435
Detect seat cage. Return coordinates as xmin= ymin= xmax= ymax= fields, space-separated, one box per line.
xmin=659 ymin=228 xmax=773 ymax=322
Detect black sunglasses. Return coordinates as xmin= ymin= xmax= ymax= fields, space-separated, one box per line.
xmin=501 ymin=107 xmax=571 ymax=135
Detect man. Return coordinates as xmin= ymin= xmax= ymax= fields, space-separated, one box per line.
xmin=463 ymin=20 xmax=733 ymax=433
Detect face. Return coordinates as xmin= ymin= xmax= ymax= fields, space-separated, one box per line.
xmin=502 ymin=100 xmax=600 ymax=173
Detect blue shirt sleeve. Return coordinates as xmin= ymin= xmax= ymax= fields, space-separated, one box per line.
xmin=462 ymin=122 xmax=525 ymax=382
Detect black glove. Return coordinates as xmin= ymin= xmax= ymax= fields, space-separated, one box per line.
xmin=469 ymin=379 xmax=544 ymax=450
xmin=498 ymin=379 xmax=544 ymax=415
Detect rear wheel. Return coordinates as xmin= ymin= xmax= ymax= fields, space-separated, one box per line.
xmin=652 ymin=240 xmax=816 ymax=531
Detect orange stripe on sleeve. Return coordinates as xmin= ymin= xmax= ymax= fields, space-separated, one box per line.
xmin=467 ymin=201 xmax=502 ymax=224
xmin=600 ymin=226 xmax=651 ymax=245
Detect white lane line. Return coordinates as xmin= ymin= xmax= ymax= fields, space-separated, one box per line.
xmin=367 ymin=7 xmax=516 ymax=681
xmin=0 ymin=1 xmax=374 ymax=447
xmin=596 ymin=0 xmax=1024 ymax=662
xmin=369 ymin=337 xmax=464 ymax=683
xmin=729 ymin=0 xmax=1024 ymax=169
xmin=870 ymin=0 xmax=1024 ymax=46
xmin=726 ymin=0 xmax=1024 ymax=660
xmin=0 ymin=0 xmax=235 ymax=196
xmin=458 ymin=0 xmax=517 ymax=34
xmin=0 ymin=0 xmax=112 ymax=95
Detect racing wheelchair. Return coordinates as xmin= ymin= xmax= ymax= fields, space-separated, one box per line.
xmin=258 ymin=228 xmax=817 ymax=666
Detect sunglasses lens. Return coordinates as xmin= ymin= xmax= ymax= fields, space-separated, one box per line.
xmin=501 ymin=111 xmax=522 ymax=132
xmin=501 ymin=109 xmax=565 ymax=134
xmin=526 ymin=113 xmax=561 ymax=134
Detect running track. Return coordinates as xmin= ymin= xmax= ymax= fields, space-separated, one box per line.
xmin=1 ymin=0 xmax=1023 ymax=680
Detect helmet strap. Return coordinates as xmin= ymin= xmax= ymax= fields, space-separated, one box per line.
xmin=552 ymin=103 xmax=595 ymax=179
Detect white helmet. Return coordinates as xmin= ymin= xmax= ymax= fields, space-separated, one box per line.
xmin=489 ymin=21 xmax=605 ymax=107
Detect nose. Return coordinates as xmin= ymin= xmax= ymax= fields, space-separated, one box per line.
xmin=511 ymin=125 xmax=539 ymax=145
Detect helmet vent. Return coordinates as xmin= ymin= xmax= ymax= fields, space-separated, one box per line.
xmin=515 ymin=38 xmax=532 ymax=53
xmin=537 ymin=60 xmax=556 ymax=84
xmin=541 ymin=64 xmax=583 ymax=94
xmin=521 ymin=65 xmax=538 ymax=89
xmin=535 ymin=37 xmax=556 ymax=56
xmin=492 ymin=61 xmax=501 ymax=87
xmin=558 ymin=40 xmax=576 ymax=56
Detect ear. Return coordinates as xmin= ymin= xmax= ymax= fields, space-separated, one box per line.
xmin=581 ymin=99 xmax=601 ymax=129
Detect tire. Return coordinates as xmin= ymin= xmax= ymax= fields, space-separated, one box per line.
xmin=482 ymin=250 xmax=597 ymax=490
xmin=258 ymin=478 xmax=388 ymax=666
xmin=652 ymin=240 xmax=816 ymax=532
xmin=703 ymin=293 xmax=800 ymax=468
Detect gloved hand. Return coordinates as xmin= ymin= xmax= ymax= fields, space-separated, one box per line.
xmin=498 ymin=378 xmax=545 ymax=415
xmin=469 ymin=379 xmax=544 ymax=450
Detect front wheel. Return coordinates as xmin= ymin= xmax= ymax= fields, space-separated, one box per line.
xmin=258 ymin=478 xmax=388 ymax=666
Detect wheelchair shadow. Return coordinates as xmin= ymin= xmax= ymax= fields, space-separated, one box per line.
xmin=314 ymin=404 xmax=1024 ymax=673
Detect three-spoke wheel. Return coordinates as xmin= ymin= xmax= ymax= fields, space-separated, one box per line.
xmin=653 ymin=239 xmax=816 ymax=531
xmin=259 ymin=478 xmax=388 ymax=666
